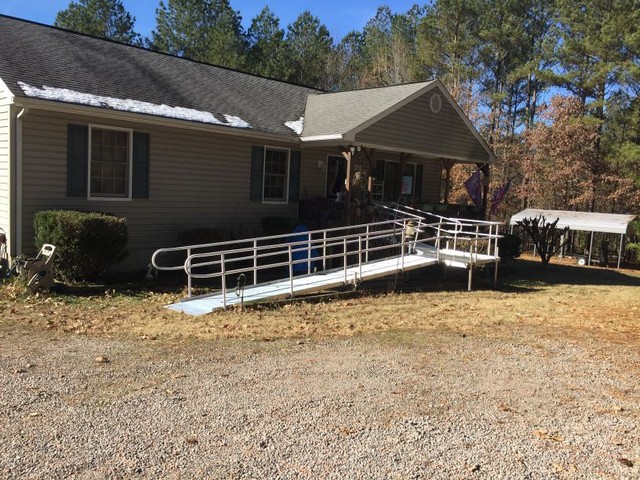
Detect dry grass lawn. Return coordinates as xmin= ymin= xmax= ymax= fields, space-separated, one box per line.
xmin=1 ymin=254 xmax=639 ymax=346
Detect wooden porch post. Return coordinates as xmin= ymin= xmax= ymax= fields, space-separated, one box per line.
xmin=442 ymin=159 xmax=454 ymax=204
xmin=340 ymin=147 xmax=354 ymax=223
xmin=363 ymin=148 xmax=376 ymax=203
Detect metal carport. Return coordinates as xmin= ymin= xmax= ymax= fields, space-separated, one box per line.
xmin=509 ymin=209 xmax=638 ymax=268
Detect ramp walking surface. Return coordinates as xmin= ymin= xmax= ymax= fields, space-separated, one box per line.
xmin=168 ymin=250 xmax=440 ymax=315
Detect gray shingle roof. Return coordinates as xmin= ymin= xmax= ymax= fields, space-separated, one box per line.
xmin=0 ymin=15 xmax=318 ymax=137
xmin=302 ymin=81 xmax=435 ymax=139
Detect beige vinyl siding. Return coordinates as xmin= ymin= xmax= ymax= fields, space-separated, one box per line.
xmin=20 ymin=109 xmax=305 ymax=269
xmin=19 ymin=109 xmax=444 ymax=271
xmin=299 ymin=147 xmax=347 ymax=199
xmin=355 ymin=91 xmax=490 ymax=163
xmin=0 ymin=104 xmax=11 ymax=241
xmin=420 ymin=158 xmax=442 ymax=204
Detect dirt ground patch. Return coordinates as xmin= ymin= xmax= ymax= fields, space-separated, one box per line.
xmin=1 ymin=254 xmax=639 ymax=344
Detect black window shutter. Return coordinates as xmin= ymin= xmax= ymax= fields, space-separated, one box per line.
xmin=250 ymin=146 xmax=265 ymax=201
xmin=288 ymin=150 xmax=301 ymax=202
xmin=132 ymin=132 xmax=150 ymax=199
xmin=67 ymin=125 xmax=88 ymax=197
xmin=415 ymin=164 xmax=424 ymax=202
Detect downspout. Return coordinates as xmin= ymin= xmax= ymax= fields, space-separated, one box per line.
xmin=15 ymin=107 xmax=27 ymax=257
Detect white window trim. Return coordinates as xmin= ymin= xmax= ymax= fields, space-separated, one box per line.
xmin=87 ymin=124 xmax=134 ymax=201
xmin=262 ymin=146 xmax=290 ymax=204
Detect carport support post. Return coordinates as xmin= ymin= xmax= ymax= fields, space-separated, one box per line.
xmin=588 ymin=231 xmax=594 ymax=266
xmin=618 ymin=233 xmax=624 ymax=269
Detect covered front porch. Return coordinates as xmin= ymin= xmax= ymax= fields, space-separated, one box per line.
xmin=296 ymin=80 xmax=495 ymax=228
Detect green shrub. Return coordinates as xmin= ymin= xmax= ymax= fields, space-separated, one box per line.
xmin=498 ymin=233 xmax=522 ymax=262
xmin=625 ymin=242 xmax=640 ymax=264
xmin=33 ymin=210 xmax=128 ymax=282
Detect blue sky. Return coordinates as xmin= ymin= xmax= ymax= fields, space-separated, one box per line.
xmin=0 ymin=1 xmax=422 ymax=41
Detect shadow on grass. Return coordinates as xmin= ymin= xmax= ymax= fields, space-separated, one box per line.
xmin=501 ymin=258 xmax=640 ymax=288
xmin=351 ymin=257 xmax=640 ymax=297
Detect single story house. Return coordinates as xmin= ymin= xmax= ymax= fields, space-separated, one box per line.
xmin=0 ymin=15 xmax=496 ymax=271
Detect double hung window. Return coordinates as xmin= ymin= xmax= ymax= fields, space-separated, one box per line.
xmin=89 ymin=126 xmax=132 ymax=199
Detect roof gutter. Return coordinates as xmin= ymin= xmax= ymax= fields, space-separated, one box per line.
xmin=299 ymin=134 xmax=345 ymax=143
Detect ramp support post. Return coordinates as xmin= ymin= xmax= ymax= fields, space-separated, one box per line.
xmin=289 ymin=246 xmax=294 ymax=297
xmin=187 ymin=248 xmax=192 ymax=297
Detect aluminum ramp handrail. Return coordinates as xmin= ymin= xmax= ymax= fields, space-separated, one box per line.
xmin=374 ymin=202 xmax=501 ymax=262
xmin=154 ymin=206 xmax=503 ymax=314
xmin=153 ymin=216 xmax=432 ymax=299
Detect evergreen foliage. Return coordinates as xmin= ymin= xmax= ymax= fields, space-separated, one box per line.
xmin=284 ymin=11 xmax=333 ymax=89
xmin=55 ymin=0 xmax=141 ymax=44
xmin=246 ymin=6 xmax=290 ymax=80
xmin=150 ymin=0 xmax=247 ymax=69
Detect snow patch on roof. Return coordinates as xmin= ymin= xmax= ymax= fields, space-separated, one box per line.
xmin=18 ymin=82 xmax=252 ymax=129
xmin=285 ymin=116 xmax=304 ymax=135
xmin=223 ymin=114 xmax=251 ymax=129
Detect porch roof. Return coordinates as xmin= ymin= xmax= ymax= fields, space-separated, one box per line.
xmin=302 ymin=82 xmax=434 ymax=140
xmin=301 ymin=80 xmax=496 ymax=164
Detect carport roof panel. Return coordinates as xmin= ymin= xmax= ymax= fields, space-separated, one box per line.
xmin=509 ymin=209 xmax=638 ymax=235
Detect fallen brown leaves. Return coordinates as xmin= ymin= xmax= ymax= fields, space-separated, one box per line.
xmin=1 ymin=258 xmax=639 ymax=346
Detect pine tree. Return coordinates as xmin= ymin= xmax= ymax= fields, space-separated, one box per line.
xmin=551 ymin=0 xmax=639 ymax=118
xmin=360 ymin=6 xmax=422 ymax=87
xmin=475 ymin=0 xmax=530 ymax=143
xmin=246 ymin=7 xmax=290 ymax=80
xmin=416 ymin=0 xmax=481 ymax=105
xmin=55 ymin=0 xmax=140 ymax=45
xmin=150 ymin=0 xmax=246 ymax=69
xmin=285 ymin=11 xmax=333 ymax=89
xmin=329 ymin=31 xmax=366 ymax=91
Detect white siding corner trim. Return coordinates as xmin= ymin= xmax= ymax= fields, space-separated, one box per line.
xmin=0 ymin=78 xmax=15 ymax=106
xmin=0 ymin=104 xmax=12 ymax=255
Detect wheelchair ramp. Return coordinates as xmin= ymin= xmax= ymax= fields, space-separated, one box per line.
xmin=154 ymin=205 xmax=502 ymax=316
xmin=168 ymin=251 xmax=440 ymax=316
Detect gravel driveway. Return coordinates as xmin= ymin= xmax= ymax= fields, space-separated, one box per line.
xmin=1 ymin=324 xmax=638 ymax=479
